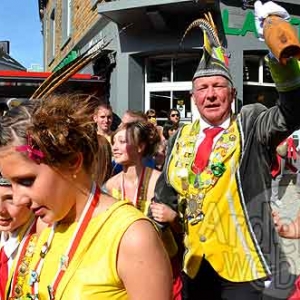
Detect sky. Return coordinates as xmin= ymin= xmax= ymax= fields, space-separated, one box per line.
xmin=0 ymin=0 xmax=43 ymax=69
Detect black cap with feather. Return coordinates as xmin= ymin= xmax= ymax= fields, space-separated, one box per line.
xmin=182 ymin=12 xmax=232 ymax=84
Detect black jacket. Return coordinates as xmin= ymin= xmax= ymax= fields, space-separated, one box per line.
xmin=153 ymin=89 xmax=300 ymax=298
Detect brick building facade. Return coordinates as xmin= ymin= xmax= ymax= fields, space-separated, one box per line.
xmin=38 ymin=0 xmax=300 ymax=123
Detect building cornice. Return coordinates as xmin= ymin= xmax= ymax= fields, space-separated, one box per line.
xmin=38 ymin=0 xmax=49 ymax=19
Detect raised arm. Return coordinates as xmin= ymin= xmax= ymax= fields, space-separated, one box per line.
xmin=251 ymin=1 xmax=300 ymax=147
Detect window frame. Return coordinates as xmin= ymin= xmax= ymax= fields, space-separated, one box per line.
xmin=48 ymin=7 xmax=56 ymax=65
xmin=61 ymin=0 xmax=72 ymax=49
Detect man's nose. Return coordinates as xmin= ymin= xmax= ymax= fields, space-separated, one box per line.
xmin=206 ymin=86 xmax=216 ymax=99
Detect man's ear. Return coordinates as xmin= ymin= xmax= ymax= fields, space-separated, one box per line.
xmin=191 ymin=93 xmax=196 ymax=105
xmin=231 ymin=88 xmax=237 ymax=103
xmin=93 ymin=114 xmax=98 ymax=123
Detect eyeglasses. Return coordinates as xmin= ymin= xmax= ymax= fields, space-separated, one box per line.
xmin=170 ymin=113 xmax=179 ymax=117
xmin=148 ymin=115 xmax=156 ymax=119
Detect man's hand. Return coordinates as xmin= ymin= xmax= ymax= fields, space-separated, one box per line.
xmin=272 ymin=210 xmax=289 ymax=236
xmin=272 ymin=210 xmax=299 ymax=238
xmin=254 ymin=1 xmax=290 ymax=41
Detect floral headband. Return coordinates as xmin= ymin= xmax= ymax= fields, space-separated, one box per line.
xmin=15 ymin=134 xmax=45 ymax=164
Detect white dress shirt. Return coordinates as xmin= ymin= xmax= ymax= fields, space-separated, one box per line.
xmin=195 ymin=116 xmax=231 ymax=150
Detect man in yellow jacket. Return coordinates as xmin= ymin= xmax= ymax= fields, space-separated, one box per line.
xmin=151 ymin=1 xmax=300 ymax=299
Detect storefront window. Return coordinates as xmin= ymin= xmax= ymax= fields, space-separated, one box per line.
xmin=243 ymin=55 xmax=259 ymax=82
xmin=147 ymin=58 xmax=171 ymax=83
xmin=145 ymin=54 xmax=196 ymax=123
xmin=146 ymin=54 xmax=199 ymax=83
xmin=243 ymin=52 xmax=275 ymax=84
xmin=263 ymin=61 xmax=273 ymax=83
xmin=173 ymin=91 xmax=191 ymax=119
xmin=242 ymin=51 xmax=276 ymax=111
xmin=173 ymin=55 xmax=200 ymax=82
xmin=149 ymin=91 xmax=171 ymax=120
xmin=243 ymin=85 xmax=278 ymax=108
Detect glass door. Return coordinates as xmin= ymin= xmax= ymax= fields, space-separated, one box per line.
xmin=146 ymin=86 xmax=193 ymax=125
xmin=145 ymin=54 xmax=200 ymax=125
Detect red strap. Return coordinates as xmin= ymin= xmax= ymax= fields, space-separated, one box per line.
xmin=0 ymin=247 xmax=9 ymax=299
xmin=52 ymin=187 xmax=100 ymax=294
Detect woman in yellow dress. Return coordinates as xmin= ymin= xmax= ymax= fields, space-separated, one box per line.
xmin=104 ymin=121 xmax=183 ymax=299
xmin=0 ymin=95 xmax=172 ymax=300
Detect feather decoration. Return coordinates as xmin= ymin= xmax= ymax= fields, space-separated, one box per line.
xmin=183 ymin=12 xmax=232 ymax=82
xmin=30 ymin=38 xmax=112 ymax=99
xmin=181 ymin=12 xmax=221 ymax=50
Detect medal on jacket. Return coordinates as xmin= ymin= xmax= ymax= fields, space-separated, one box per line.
xmin=174 ymin=122 xmax=238 ymax=225
xmin=186 ymin=193 xmax=205 ymax=225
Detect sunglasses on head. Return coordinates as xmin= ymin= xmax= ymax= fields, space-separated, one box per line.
xmin=171 ymin=113 xmax=179 ymax=117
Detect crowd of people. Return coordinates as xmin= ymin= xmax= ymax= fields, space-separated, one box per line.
xmin=1 ymin=1 xmax=300 ymax=300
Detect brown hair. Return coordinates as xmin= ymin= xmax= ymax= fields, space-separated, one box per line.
xmin=94 ymin=102 xmax=112 ymax=114
xmin=0 ymin=100 xmax=39 ymax=146
xmin=29 ymin=94 xmax=99 ymax=172
xmin=0 ymin=94 xmax=108 ymax=183
xmin=145 ymin=109 xmax=156 ymax=117
xmin=123 ymin=110 xmax=147 ymax=122
xmin=112 ymin=121 xmax=160 ymax=157
xmin=96 ymin=135 xmax=112 ymax=183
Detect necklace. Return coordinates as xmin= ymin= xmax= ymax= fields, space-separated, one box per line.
xmin=171 ymin=119 xmax=238 ymax=225
xmin=28 ymin=183 xmax=100 ymax=300
xmin=8 ymin=218 xmax=37 ymax=299
xmin=121 ymin=167 xmax=145 ymax=207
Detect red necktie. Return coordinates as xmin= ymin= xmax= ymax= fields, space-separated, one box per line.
xmin=0 ymin=247 xmax=9 ymax=300
xmin=192 ymin=127 xmax=223 ymax=173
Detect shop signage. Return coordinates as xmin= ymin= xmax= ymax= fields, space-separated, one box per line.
xmin=53 ymin=50 xmax=78 ymax=72
xmin=222 ymin=9 xmax=300 ymax=39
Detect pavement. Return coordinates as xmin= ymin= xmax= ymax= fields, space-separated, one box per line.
xmin=260 ymin=174 xmax=300 ymax=299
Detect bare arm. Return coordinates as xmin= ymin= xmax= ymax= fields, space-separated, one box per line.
xmin=117 ymin=219 xmax=173 ymax=300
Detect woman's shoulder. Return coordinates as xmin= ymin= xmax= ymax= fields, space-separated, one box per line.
xmin=120 ymin=218 xmax=158 ymax=250
xmin=104 ymin=173 xmax=122 ymax=192
xmin=96 ymin=193 xmax=118 ymax=214
xmin=95 ymin=193 xmax=144 ymax=219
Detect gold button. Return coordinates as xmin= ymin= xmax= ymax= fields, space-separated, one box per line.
xmin=199 ymin=235 xmax=206 ymax=242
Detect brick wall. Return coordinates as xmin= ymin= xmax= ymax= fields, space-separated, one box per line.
xmin=43 ymin=0 xmax=99 ymax=71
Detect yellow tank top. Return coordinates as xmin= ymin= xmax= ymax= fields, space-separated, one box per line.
xmin=24 ymin=201 xmax=147 ymax=300
xmin=111 ymin=168 xmax=178 ymax=258
xmin=111 ymin=167 xmax=153 ymax=214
